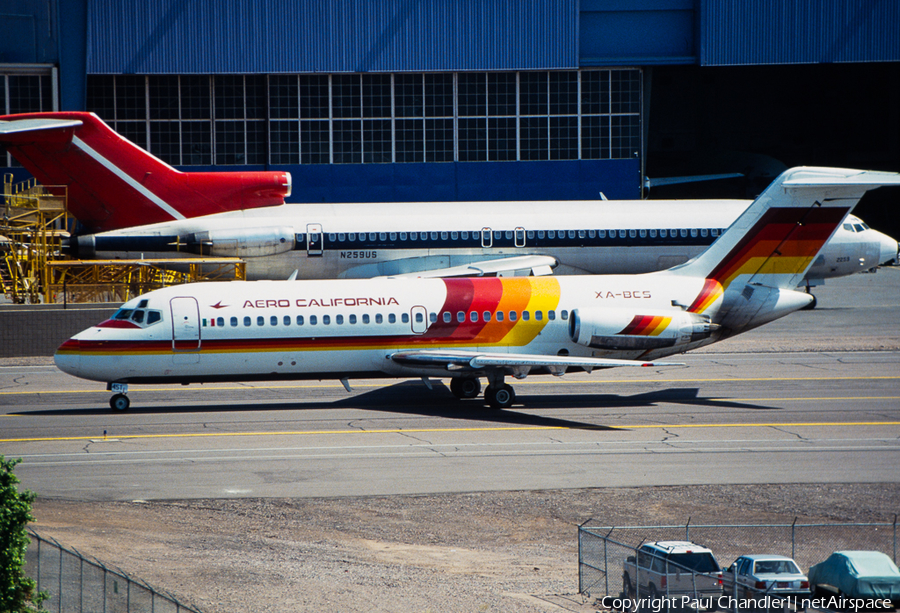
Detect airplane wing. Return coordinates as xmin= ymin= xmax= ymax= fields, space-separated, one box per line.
xmin=389 ymin=349 xmax=680 ymax=379
xmin=378 ymin=255 xmax=558 ymax=278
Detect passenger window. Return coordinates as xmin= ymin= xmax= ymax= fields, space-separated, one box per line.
xmin=568 ymin=230 xmax=575 ymax=239
xmin=598 ymin=230 xmax=606 ymax=238
xmin=431 ymin=232 xmax=439 ymax=240
xmin=619 ymin=230 xmax=627 ymax=238
xmin=362 ymin=314 xmax=369 ymax=324
xmin=338 ymin=232 xmax=346 ymax=241
xmin=535 ymin=311 xmax=543 ymax=321
xmin=244 ymin=316 xmax=251 ymax=327
xmin=270 ymin=316 xmax=278 ymax=326
xmin=427 ymin=312 xmax=434 ymax=323
xmin=548 ymin=310 xmax=555 ymax=321
xmin=639 ymin=229 xmax=646 ymax=238
xmin=283 ymin=316 xmax=291 ymax=326
xmin=547 ymin=230 xmax=555 ymax=239
xmin=522 ymin=311 xmax=530 ymax=321
xmin=537 ymin=230 xmax=545 ymax=239
xmin=650 ymin=229 xmax=657 ymax=238
xmin=398 ymin=313 xmax=406 ymax=323
xmin=335 ymin=315 xmax=343 ymax=325
xmin=527 ymin=230 xmax=535 ymax=239
xmin=416 ymin=313 xmax=424 ymax=323
xmin=443 ymin=312 xmax=451 ymax=323
xmin=310 ymin=315 xmax=317 ymax=325
xmin=652 ymin=557 xmax=666 ymax=573
xmin=410 ymin=232 xmax=418 ymax=241
xmin=629 ymin=229 xmax=636 ymax=238
xmin=509 ymin=311 xmax=517 ymax=321
xmin=349 ymin=314 xmax=357 ymax=324
xmin=389 ymin=232 xmax=397 ymax=241
xmin=470 ymin=312 xmax=478 ymax=322
xmin=296 ymin=315 xmax=304 ymax=325
xmin=561 ymin=310 xmax=568 ymax=320
xmin=494 ymin=231 xmax=502 ymax=240
xmin=376 ymin=314 xmax=383 ymax=324
xmin=379 ymin=232 xmax=387 ymax=241
xmin=231 ymin=316 xmax=238 ymax=327
xmin=457 ymin=311 xmax=465 ymax=323
xmin=505 ymin=230 xmax=513 ymax=240
xmin=483 ymin=311 xmax=491 ymax=322
xmin=389 ymin=314 xmax=396 ymax=323
xmin=496 ymin=311 xmax=504 ymax=322
xmin=660 ymin=229 xmax=667 ymax=238
xmin=328 ymin=233 xmax=336 ymax=242
xmin=323 ymin=315 xmax=331 ymax=325
xmin=461 ymin=231 xmax=469 ymax=240
xmin=257 ymin=316 xmax=265 ymax=326
xmin=712 ymin=229 xmax=720 ymax=237
xmin=441 ymin=231 xmax=448 ymax=240
xmin=700 ymin=228 xmax=708 ymax=237
xmin=680 ymin=229 xmax=688 ymax=237
xmin=690 ymin=228 xmax=698 ymax=237
xmin=399 ymin=232 xmax=407 ymax=240
xmin=578 ymin=230 xmax=586 ymax=239
xmin=588 ymin=230 xmax=596 ymax=238
xmin=217 ymin=317 xmax=224 ymax=327
xmin=451 ymin=231 xmax=458 ymax=240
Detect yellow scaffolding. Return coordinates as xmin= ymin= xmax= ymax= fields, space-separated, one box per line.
xmin=47 ymin=259 xmax=246 ymax=304
xmin=2 ymin=175 xmax=248 ymax=303
xmin=1 ymin=175 xmax=69 ymax=303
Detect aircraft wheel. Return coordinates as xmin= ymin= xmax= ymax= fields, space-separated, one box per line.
xmin=450 ymin=377 xmax=481 ymax=399
xmin=485 ymin=384 xmax=515 ymax=409
xmin=109 ymin=394 xmax=130 ymax=411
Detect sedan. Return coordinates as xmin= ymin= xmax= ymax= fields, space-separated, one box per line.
xmin=723 ymin=555 xmax=811 ymax=607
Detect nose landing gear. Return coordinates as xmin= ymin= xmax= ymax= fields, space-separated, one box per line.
xmin=107 ymin=382 xmax=130 ymax=411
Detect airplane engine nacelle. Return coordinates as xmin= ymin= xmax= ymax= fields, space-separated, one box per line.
xmin=568 ymin=308 xmax=717 ymax=351
xmin=188 ymin=226 xmax=296 ymax=258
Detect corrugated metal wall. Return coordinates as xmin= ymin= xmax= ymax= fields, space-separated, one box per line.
xmin=86 ymin=0 xmax=578 ymax=74
xmin=699 ymin=0 xmax=900 ymax=65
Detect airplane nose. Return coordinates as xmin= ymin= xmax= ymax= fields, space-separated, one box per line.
xmin=54 ymin=339 xmax=82 ymax=376
xmin=876 ymin=230 xmax=899 ymax=265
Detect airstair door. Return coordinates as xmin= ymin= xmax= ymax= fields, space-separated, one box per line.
xmin=170 ymin=297 xmax=201 ymax=352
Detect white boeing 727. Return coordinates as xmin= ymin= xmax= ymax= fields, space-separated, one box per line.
xmin=54 ymin=167 xmax=900 ymax=411
xmin=1 ymin=112 xmax=896 ymax=287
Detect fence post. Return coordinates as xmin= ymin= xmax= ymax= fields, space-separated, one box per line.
xmin=893 ymin=514 xmax=897 ymax=563
xmin=604 ymin=536 xmax=609 ymax=596
xmin=791 ymin=517 xmax=797 ymax=561
xmin=686 ymin=516 xmax=691 ymax=541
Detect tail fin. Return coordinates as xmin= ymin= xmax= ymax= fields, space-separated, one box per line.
xmin=673 ymin=166 xmax=900 ymax=293
xmin=0 ymin=112 xmax=291 ymax=233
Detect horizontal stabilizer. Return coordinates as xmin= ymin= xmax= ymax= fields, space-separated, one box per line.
xmin=0 ymin=118 xmax=83 ymax=139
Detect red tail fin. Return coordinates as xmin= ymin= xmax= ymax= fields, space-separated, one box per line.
xmin=0 ymin=112 xmax=291 ymax=233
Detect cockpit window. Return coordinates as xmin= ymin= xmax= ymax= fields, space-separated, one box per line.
xmin=112 ymin=307 xmax=162 ymax=327
xmin=854 ymin=224 xmax=866 ymax=232
xmin=843 ymin=223 xmax=854 ymax=232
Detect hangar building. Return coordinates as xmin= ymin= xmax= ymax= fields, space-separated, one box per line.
xmin=1 ymin=0 xmax=898 ymax=229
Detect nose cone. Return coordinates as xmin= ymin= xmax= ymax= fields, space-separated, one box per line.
xmin=875 ymin=230 xmax=899 ymax=265
xmin=54 ymin=338 xmax=82 ymax=377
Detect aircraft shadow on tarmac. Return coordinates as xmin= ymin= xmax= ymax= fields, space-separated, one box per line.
xmin=22 ymin=381 xmax=779 ymax=429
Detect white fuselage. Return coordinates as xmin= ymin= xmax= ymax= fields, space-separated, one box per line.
xmin=79 ymin=200 xmax=897 ymax=283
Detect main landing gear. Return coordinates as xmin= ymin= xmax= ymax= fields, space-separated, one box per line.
xmin=449 ymin=374 xmax=516 ymax=409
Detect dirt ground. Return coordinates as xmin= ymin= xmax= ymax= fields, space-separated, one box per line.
xmin=30 ymin=483 xmax=900 ymax=613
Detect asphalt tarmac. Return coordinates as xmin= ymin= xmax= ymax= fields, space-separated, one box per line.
xmin=1 ymin=268 xmax=898 ymax=502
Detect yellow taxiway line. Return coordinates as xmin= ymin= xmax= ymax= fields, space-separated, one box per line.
xmin=2 ymin=420 xmax=899 ymax=444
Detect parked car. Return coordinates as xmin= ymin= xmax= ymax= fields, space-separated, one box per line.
xmin=808 ymin=551 xmax=900 ymax=605
xmin=722 ymin=554 xmax=811 ymax=607
xmin=623 ymin=540 xmax=723 ymax=606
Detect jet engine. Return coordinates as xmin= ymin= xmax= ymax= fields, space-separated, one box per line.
xmin=568 ymin=307 xmax=717 ymax=350
xmin=187 ymin=226 xmax=296 ymax=257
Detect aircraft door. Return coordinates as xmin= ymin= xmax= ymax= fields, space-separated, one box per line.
xmin=307 ymin=223 xmax=324 ymax=257
xmin=410 ymin=306 xmax=428 ymax=334
xmin=515 ymin=227 xmax=526 ymax=247
xmin=170 ymin=297 xmax=201 ymax=351
xmin=481 ymin=227 xmax=492 ymax=248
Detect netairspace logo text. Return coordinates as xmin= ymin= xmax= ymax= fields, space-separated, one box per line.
xmin=601 ymin=595 xmax=895 ymax=612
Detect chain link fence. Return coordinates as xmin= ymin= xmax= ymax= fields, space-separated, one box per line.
xmin=579 ymin=518 xmax=899 ymax=610
xmin=25 ymin=530 xmax=204 ymax=613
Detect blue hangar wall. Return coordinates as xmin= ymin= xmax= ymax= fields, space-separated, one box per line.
xmin=3 ymin=0 xmax=900 ymax=205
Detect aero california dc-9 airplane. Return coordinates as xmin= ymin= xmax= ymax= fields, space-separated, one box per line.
xmin=1 ymin=112 xmax=897 ymax=289
xmin=55 ymin=166 xmax=900 ymax=411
